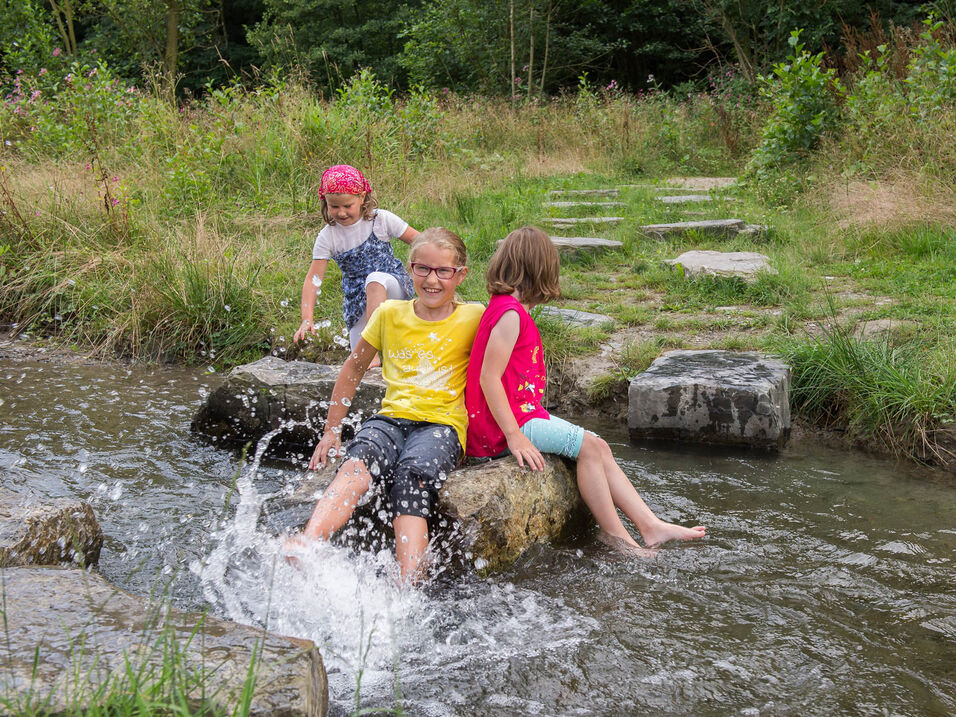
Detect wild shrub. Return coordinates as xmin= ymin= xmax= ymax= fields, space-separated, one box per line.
xmin=746 ymin=30 xmax=844 ymax=194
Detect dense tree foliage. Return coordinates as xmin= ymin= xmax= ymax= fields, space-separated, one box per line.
xmin=0 ymin=0 xmax=937 ymax=93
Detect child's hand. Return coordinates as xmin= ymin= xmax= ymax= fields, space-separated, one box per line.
xmin=310 ymin=431 xmax=342 ymax=470
xmin=506 ymin=432 xmax=546 ymax=471
xmin=293 ymin=319 xmax=315 ymax=343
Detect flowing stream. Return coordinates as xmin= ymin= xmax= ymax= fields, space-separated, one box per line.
xmin=1 ymin=356 xmax=953 ymax=716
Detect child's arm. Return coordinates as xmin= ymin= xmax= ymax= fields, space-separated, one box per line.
xmin=397 ymin=226 xmax=419 ymax=245
xmin=479 ymin=311 xmax=546 ymax=471
xmin=293 ymin=259 xmax=329 ymax=342
xmin=309 ymin=337 xmax=377 ymax=469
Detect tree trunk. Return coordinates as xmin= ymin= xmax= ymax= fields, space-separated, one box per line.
xmin=165 ymin=0 xmax=181 ymax=78
xmin=527 ymin=2 xmax=534 ymax=99
xmin=48 ymin=0 xmax=77 ymax=55
xmin=509 ymin=0 xmax=515 ymax=104
xmin=539 ymin=0 xmax=552 ymax=96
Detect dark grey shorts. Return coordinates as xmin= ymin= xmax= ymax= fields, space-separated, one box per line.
xmin=345 ymin=414 xmax=461 ymax=519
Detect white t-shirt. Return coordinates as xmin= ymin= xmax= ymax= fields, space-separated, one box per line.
xmin=311 ymin=209 xmax=410 ymax=260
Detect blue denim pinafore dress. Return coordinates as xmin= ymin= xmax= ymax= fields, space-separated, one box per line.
xmin=332 ymin=214 xmax=414 ymax=329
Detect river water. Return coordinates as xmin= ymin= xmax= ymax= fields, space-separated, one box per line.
xmin=1 ymin=356 xmax=953 ymax=716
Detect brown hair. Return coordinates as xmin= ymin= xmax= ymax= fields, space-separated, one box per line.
xmin=486 ymin=225 xmax=561 ymax=305
xmin=408 ymin=227 xmax=468 ymax=267
xmin=320 ymin=191 xmax=379 ymax=225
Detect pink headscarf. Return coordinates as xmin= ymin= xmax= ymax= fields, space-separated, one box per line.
xmin=319 ymin=165 xmax=371 ymax=198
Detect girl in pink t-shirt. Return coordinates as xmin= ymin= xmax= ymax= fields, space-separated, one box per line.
xmin=465 ymin=226 xmax=706 ymax=555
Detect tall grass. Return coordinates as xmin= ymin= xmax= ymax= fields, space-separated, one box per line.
xmin=774 ymin=311 xmax=956 ymax=463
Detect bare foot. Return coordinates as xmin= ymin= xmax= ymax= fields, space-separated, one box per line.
xmin=281 ymin=533 xmax=312 ymax=569
xmin=598 ymin=530 xmax=658 ymax=559
xmin=641 ymin=520 xmax=706 ymax=548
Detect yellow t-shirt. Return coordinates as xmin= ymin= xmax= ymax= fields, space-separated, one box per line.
xmin=362 ymin=300 xmax=484 ymax=450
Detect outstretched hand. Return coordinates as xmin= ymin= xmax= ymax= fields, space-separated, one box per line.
xmin=309 ymin=430 xmax=341 ymax=470
xmin=293 ymin=319 xmax=316 ymax=344
xmin=506 ymin=432 xmax=545 ymax=471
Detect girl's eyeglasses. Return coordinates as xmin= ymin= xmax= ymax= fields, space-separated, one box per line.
xmin=410 ymin=263 xmax=463 ymax=280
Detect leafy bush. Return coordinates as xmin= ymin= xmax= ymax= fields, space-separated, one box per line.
xmin=747 ymin=31 xmax=843 ymax=180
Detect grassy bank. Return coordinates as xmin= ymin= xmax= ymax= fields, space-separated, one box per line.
xmin=1 ymin=55 xmax=954 ymax=467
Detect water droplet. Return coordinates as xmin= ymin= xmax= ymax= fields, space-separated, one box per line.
xmin=224 ymin=305 xmax=231 ymax=312
xmin=311 ymin=275 xmax=323 ymax=288
xmin=474 ymin=557 xmax=488 ymax=570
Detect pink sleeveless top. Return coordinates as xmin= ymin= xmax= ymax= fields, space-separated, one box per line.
xmin=465 ymin=294 xmax=549 ymax=457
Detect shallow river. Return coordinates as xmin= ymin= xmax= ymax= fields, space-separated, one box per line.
xmin=1 ymin=357 xmax=953 ymax=716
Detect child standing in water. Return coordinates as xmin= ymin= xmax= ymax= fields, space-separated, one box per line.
xmin=293 ymin=165 xmax=418 ymax=366
xmin=465 ymin=226 xmax=706 ymax=555
xmin=287 ymin=228 xmax=484 ymax=583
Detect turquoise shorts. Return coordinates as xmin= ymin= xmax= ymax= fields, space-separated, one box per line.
xmin=519 ymin=415 xmax=585 ymax=459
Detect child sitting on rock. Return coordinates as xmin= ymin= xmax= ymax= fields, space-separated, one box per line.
xmin=286 ymin=228 xmax=483 ymax=583
xmin=464 ymin=225 xmax=706 ymax=556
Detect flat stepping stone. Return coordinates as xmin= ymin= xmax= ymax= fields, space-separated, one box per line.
xmin=550 ymin=188 xmax=619 ymax=197
xmin=628 ymin=349 xmax=791 ymax=449
xmin=544 ymin=216 xmax=624 ymax=226
xmin=639 ymin=219 xmax=746 ymax=238
xmin=658 ymin=194 xmax=736 ymax=204
xmin=663 ymin=177 xmax=737 ymax=190
xmin=535 ymin=306 xmax=614 ymax=327
xmin=544 ymin=201 xmax=626 ymax=209
xmin=497 ymin=235 xmax=622 ymax=253
xmin=664 ymin=250 xmax=776 ymax=282
xmin=4 ymin=567 xmax=328 ymax=715
xmin=549 ymin=236 xmax=623 ymax=252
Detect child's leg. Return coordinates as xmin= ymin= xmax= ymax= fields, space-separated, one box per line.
xmin=361 ymin=273 xmax=403 ymax=368
xmin=387 ymin=421 xmax=461 ymax=583
xmin=576 ymin=433 xmax=649 ymax=550
xmin=301 ymin=458 xmax=372 ymax=540
xmin=587 ymin=435 xmax=706 ymax=546
xmin=393 ymin=514 xmax=430 ymax=583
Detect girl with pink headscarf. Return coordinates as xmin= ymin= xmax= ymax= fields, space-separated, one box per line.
xmin=294 ymin=165 xmax=418 ymax=365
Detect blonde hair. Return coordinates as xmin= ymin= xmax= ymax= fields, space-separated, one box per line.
xmin=320 ymin=191 xmax=379 ymax=225
xmin=486 ymin=225 xmax=561 ymax=305
xmin=408 ymin=227 xmax=468 ymax=266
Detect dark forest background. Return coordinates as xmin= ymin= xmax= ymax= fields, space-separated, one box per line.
xmin=1 ymin=0 xmax=942 ymax=94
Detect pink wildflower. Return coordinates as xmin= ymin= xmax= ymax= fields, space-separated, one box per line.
xmin=53 ymin=47 xmax=62 ymax=57
xmin=38 ymin=68 xmax=47 ymax=76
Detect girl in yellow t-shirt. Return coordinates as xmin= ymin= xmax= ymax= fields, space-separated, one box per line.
xmin=285 ymin=228 xmax=483 ymax=584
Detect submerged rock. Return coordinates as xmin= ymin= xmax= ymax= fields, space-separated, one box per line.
xmin=191 ymin=356 xmax=385 ymax=451
xmin=628 ymin=350 xmax=791 ymax=449
xmin=0 ymin=487 xmax=103 ymax=567
xmin=2 ymin=566 xmax=328 ymax=716
xmin=263 ymin=455 xmax=592 ymax=574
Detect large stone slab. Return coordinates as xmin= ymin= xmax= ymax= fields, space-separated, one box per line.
xmin=0 ymin=487 xmax=103 ymax=567
xmin=639 ymin=219 xmax=745 ymax=239
xmin=664 ymin=250 xmax=777 ymax=282
xmin=191 ymin=356 xmax=386 ymax=450
xmin=264 ymin=455 xmax=591 ymax=574
xmin=628 ymin=350 xmax=791 ymax=449
xmin=1 ymin=566 xmax=328 ymax=715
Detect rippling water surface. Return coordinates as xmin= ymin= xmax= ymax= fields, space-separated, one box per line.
xmin=1 ymin=356 xmax=953 ymax=716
